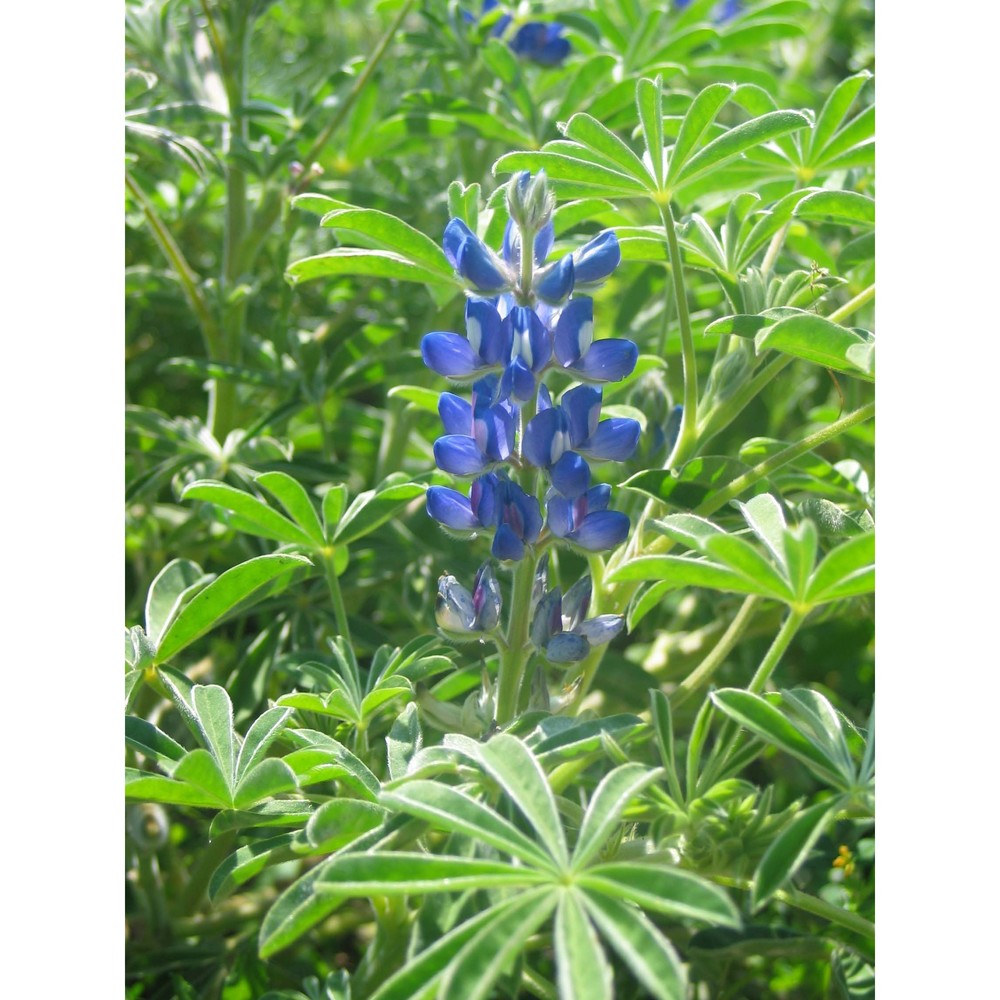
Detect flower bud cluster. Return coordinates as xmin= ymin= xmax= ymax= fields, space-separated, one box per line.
xmin=423 ymin=172 xmax=640 ymax=575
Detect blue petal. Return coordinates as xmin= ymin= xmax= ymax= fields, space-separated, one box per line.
xmin=665 ymin=404 xmax=683 ymax=455
xmin=561 ymin=384 xmax=602 ymax=446
xmin=505 ymin=357 xmax=537 ymax=403
xmin=574 ymin=338 xmax=638 ymax=383
xmin=472 ymin=562 xmax=502 ymax=631
xmin=536 ymin=383 xmax=553 ymax=412
xmin=439 ymin=393 xmax=471 ymax=436
xmin=492 ymin=523 xmax=525 ymax=561
xmin=523 ymin=407 xmax=568 ymax=469
xmin=508 ymin=306 xmax=551 ymax=372
xmin=434 ymin=436 xmax=489 ymax=476
xmin=426 ymin=486 xmax=479 ymax=531
xmin=570 ymin=510 xmax=630 ymax=551
xmin=550 ymin=452 xmax=591 ymax=499
xmin=535 ymin=254 xmax=575 ymax=305
xmin=466 ymin=298 xmax=506 ymax=364
xmin=510 ymin=23 xmax=571 ymax=67
xmin=561 ymin=576 xmax=592 ymax=631
xmin=582 ymin=417 xmax=641 ymax=462
xmin=471 ymin=474 xmax=499 ymax=526
xmin=553 ymin=297 xmax=594 ymax=367
xmin=503 ymin=482 xmax=543 ymax=543
xmin=582 ymin=483 xmax=612 ymax=513
xmin=444 ymin=218 xmax=510 ymax=292
xmin=534 ymin=221 xmax=555 ymax=264
xmin=530 ymin=588 xmax=562 ymax=649
xmin=502 ymin=218 xmax=518 ymax=268
xmin=574 ymin=232 xmax=621 ymax=284
xmin=545 ymin=494 xmax=572 ymax=537
xmin=422 ymin=332 xmax=484 ymax=378
xmin=443 ymin=218 xmax=473 ymax=268
xmin=436 ymin=575 xmax=477 ymax=633
xmin=574 ymin=614 xmax=625 ymax=646
xmin=544 ymin=632 xmax=591 ymax=663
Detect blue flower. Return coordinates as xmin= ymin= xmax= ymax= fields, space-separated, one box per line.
xmin=573 ymin=232 xmax=621 ymax=285
xmin=427 ymin=472 xmax=543 ymax=562
xmin=498 ymin=305 xmax=552 ymax=403
xmin=472 ymin=2 xmax=572 ymax=66
xmin=421 ymin=297 xmax=509 ymax=381
xmin=508 ymin=21 xmax=571 ymax=66
xmin=546 ymin=482 xmax=630 ymax=551
xmin=436 ymin=562 xmax=502 ymax=637
xmin=524 ymin=384 xmax=641 ymax=476
xmin=530 ymin=576 xmax=624 ymax=663
xmin=434 ymin=375 xmax=517 ymax=476
xmin=553 ymin=297 xmax=638 ymax=383
xmin=443 ymin=218 xmax=513 ymax=293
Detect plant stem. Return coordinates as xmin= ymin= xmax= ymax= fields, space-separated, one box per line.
xmin=709 ymin=874 xmax=874 ymax=940
xmin=495 ymin=551 xmax=538 ymax=724
xmin=700 ymin=607 xmax=806 ymax=791
xmin=322 ymin=551 xmax=352 ymax=645
xmin=657 ymin=199 xmax=699 ymax=468
xmin=697 ymin=401 xmax=875 ymax=520
xmin=176 ymin=830 xmax=237 ymax=915
xmin=671 ymin=595 xmax=763 ymax=706
xmin=746 ymin=607 xmax=807 ymax=693
xmin=776 ymin=887 xmax=875 ymax=940
xmin=125 ymin=171 xmax=223 ymax=358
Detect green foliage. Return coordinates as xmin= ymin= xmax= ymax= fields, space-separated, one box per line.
xmin=126 ymin=1 xmax=875 ymax=996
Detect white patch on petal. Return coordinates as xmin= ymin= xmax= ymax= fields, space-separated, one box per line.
xmin=578 ymin=319 xmax=594 ymax=356
xmin=551 ymin=429 xmax=570 ymax=465
xmin=467 ymin=315 xmax=482 ymax=355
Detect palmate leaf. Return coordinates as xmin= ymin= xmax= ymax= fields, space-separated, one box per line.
xmin=447 ymin=733 xmax=570 ymax=866
xmin=571 ymin=764 xmax=663 ymax=869
xmin=711 ymin=689 xmax=851 ymax=788
xmin=666 ymin=82 xmax=735 ymax=187
xmin=559 ymin=113 xmax=653 ymax=190
xmin=319 ymin=207 xmax=456 ymax=279
xmin=367 ymin=894 xmax=538 ymax=1000
xmin=581 ymin=892 xmax=686 ymax=1000
xmin=208 ymin=833 xmax=301 ymax=904
xmin=334 ymin=476 xmax=427 ymax=546
xmin=144 ymin=558 xmax=212 ymax=645
xmin=440 ymin=889 xmax=557 ymax=1000
xmin=580 ymin=862 xmax=741 ymax=927
xmin=312 ymin=853 xmax=547 ymax=896
xmin=555 ymin=889 xmax=613 ymax=1000
xmin=254 ymin=471 xmax=326 ymax=546
xmin=380 ymin=780 xmax=558 ymax=871
xmin=182 ymin=479 xmax=317 ymax=546
xmin=807 ymin=69 xmax=873 ymax=165
xmin=154 ymin=553 xmax=313 ymax=664
xmin=751 ymin=799 xmax=838 ymax=909
xmin=755 ymin=314 xmax=874 ymax=379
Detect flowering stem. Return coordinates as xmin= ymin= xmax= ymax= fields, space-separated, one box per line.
xmin=495 ymin=553 xmax=537 ymax=724
xmin=657 ymin=199 xmax=699 ymax=469
xmin=495 ymin=391 xmax=539 ymax=724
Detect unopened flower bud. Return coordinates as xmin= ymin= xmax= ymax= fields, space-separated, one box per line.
xmin=506 ymin=170 xmax=555 ymax=242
